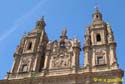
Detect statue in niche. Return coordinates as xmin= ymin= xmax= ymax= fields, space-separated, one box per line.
xmin=19 ymin=57 xmax=31 ymax=72
xmin=63 ymin=56 xmax=70 ymax=67
xmin=52 ymin=40 xmax=58 ymax=52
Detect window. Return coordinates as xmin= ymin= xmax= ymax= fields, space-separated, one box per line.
xmin=60 ymin=41 xmax=66 ymax=48
xmin=21 ymin=64 xmax=28 ymax=72
xmin=97 ymin=57 xmax=104 ymax=65
xmin=96 ymin=15 xmax=99 ymax=18
xmin=27 ymin=42 xmax=32 ymax=50
xmin=96 ymin=34 xmax=101 ymax=42
xmin=60 ymin=43 xmax=66 ymax=48
xmin=39 ymin=54 xmax=45 ymax=72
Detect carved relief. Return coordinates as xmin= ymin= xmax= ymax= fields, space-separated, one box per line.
xmin=95 ymin=49 xmax=105 ymax=56
xmin=19 ymin=56 xmax=31 ymax=72
xmin=22 ymin=57 xmax=31 ymax=64
xmin=95 ymin=49 xmax=106 ymax=65
xmin=50 ymin=40 xmax=72 ymax=69
xmin=48 ymin=38 xmax=78 ymax=69
xmin=51 ymin=50 xmax=71 ymax=68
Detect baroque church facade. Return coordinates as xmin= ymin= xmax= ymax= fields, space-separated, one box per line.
xmin=0 ymin=8 xmax=124 ymax=84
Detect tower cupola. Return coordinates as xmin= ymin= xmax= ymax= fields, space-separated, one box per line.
xmin=36 ymin=16 xmax=46 ymax=28
xmin=92 ymin=7 xmax=102 ymax=21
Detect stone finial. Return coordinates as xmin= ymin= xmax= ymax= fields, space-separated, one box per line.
xmin=107 ymin=22 xmax=112 ymax=33
xmin=46 ymin=41 xmax=52 ymax=50
xmin=23 ymin=32 xmax=27 ymax=37
xmin=92 ymin=7 xmax=102 ymax=21
xmin=95 ymin=5 xmax=99 ymax=13
xmin=60 ymin=27 xmax=68 ymax=39
xmin=62 ymin=28 xmax=67 ymax=37
xmin=72 ymin=37 xmax=80 ymax=48
xmin=40 ymin=16 xmax=44 ymax=21
xmin=36 ymin=16 xmax=46 ymax=27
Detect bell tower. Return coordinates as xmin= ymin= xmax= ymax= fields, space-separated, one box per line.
xmin=83 ymin=8 xmax=119 ymax=72
xmin=7 ymin=16 xmax=48 ymax=79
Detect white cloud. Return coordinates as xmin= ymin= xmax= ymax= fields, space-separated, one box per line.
xmin=0 ymin=0 xmax=48 ymax=41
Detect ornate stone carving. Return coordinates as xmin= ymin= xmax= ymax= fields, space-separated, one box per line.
xmin=46 ymin=41 xmax=52 ymax=50
xmin=51 ymin=50 xmax=71 ymax=68
xmin=108 ymin=33 xmax=114 ymax=42
xmin=95 ymin=49 xmax=105 ymax=56
xmin=66 ymin=41 xmax=72 ymax=50
xmin=19 ymin=57 xmax=31 ymax=71
xmin=52 ymin=40 xmax=59 ymax=53
xmin=107 ymin=23 xmax=114 ymax=42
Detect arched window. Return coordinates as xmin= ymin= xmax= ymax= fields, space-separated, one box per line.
xmin=27 ymin=42 xmax=32 ymax=50
xmin=96 ymin=34 xmax=101 ymax=42
xmin=96 ymin=15 xmax=99 ymax=18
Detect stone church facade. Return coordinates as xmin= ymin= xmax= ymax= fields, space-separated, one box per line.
xmin=0 ymin=8 xmax=124 ymax=84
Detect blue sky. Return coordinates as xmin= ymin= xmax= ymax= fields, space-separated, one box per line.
xmin=0 ymin=0 xmax=124 ymax=83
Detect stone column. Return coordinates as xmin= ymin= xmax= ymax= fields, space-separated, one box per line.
xmin=84 ymin=47 xmax=89 ymax=67
xmin=109 ymin=43 xmax=118 ymax=69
